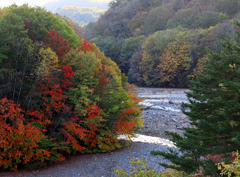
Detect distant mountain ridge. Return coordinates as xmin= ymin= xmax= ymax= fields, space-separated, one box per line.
xmin=43 ymin=0 xmax=110 ymax=12
xmin=43 ymin=0 xmax=109 ymax=26
xmin=56 ymin=6 xmax=105 ymax=26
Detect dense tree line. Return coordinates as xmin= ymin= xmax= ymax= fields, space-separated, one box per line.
xmin=0 ymin=5 xmax=142 ymax=170
xmin=85 ymin=0 xmax=240 ymax=87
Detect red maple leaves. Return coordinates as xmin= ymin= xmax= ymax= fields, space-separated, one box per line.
xmin=46 ymin=29 xmax=71 ymax=60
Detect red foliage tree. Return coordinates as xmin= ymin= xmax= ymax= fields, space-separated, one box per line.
xmin=79 ymin=37 xmax=94 ymax=53
xmin=46 ymin=29 xmax=71 ymax=61
xmin=83 ymin=105 xmax=103 ymax=148
xmin=61 ymin=65 xmax=74 ymax=89
xmin=0 ymin=98 xmax=51 ymax=170
xmin=61 ymin=116 xmax=86 ymax=152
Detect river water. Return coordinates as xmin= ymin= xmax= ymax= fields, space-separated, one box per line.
xmin=137 ymin=88 xmax=190 ymax=138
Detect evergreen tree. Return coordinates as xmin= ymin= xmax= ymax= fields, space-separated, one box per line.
xmin=151 ymin=22 xmax=240 ymax=176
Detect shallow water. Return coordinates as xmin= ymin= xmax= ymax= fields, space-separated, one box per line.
xmin=117 ymin=88 xmax=190 ymax=147
xmin=118 ymin=134 xmax=176 ymax=148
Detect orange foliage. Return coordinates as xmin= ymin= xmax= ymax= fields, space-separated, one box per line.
xmin=83 ymin=105 xmax=103 ymax=148
xmin=204 ymin=154 xmax=224 ymax=162
xmin=113 ymin=109 xmax=139 ymax=137
xmin=158 ymin=34 xmax=192 ymax=83
xmin=194 ymin=56 xmax=208 ymax=75
xmin=0 ymin=98 xmax=51 ymax=170
xmin=40 ymin=83 xmax=66 ymax=117
xmin=27 ymin=109 xmax=51 ymax=127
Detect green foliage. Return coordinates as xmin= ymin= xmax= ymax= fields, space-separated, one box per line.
xmin=144 ymin=5 xmax=171 ymax=34
xmin=91 ymin=36 xmax=122 ymax=66
xmin=114 ymin=157 xmax=193 ymax=177
xmin=114 ymin=157 xmax=162 ymax=177
xmin=58 ymin=15 xmax=84 ymax=37
xmin=191 ymin=11 xmax=229 ymax=29
xmin=120 ymin=35 xmax=145 ymax=74
xmin=127 ymin=51 xmax=145 ymax=85
xmin=167 ymin=8 xmax=196 ymax=29
xmin=128 ymin=12 xmax=148 ymax=36
xmin=215 ymin=0 xmax=240 ymax=17
xmin=218 ymin=151 xmax=240 ymax=177
xmin=151 ymin=24 xmax=240 ymax=176
xmin=160 ymin=168 xmax=192 ymax=177
xmin=0 ymin=5 xmax=79 ymax=49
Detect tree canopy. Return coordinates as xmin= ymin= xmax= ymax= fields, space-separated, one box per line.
xmin=0 ymin=5 xmax=143 ymax=171
xmin=85 ymin=0 xmax=240 ymax=87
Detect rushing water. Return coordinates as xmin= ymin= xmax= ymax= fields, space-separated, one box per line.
xmin=138 ymin=88 xmax=189 ymax=111
xmin=120 ymin=88 xmax=190 ymax=145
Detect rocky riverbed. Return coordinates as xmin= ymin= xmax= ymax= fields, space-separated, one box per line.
xmin=1 ymin=88 xmax=190 ymax=177
xmin=137 ymin=88 xmax=190 ymax=138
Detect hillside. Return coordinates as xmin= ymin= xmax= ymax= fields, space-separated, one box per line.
xmin=56 ymin=6 xmax=105 ymax=26
xmin=85 ymin=0 xmax=240 ymax=87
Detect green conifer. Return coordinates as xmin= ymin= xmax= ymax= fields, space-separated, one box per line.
xmin=151 ymin=22 xmax=240 ymax=176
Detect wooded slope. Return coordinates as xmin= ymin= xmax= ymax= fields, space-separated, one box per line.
xmin=85 ymin=0 xmax=240 ymax=87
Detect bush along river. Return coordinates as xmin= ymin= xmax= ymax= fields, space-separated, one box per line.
xmin=1 ymin=88 xmax=190 ymax=177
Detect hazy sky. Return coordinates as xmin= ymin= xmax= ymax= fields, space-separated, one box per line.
xmin=0 ymin=0 xmax=111 ymax=8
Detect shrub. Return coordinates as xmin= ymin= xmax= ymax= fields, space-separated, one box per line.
xmin=218 ymin=151 xmax=240 ymax=177
xmin=114 ymin=157 xmax=162 ymax=177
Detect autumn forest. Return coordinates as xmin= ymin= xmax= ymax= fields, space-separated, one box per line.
xmin=85 ymin=0 xmax=240 ymax=87
xmin=0 ymin=0 xmax=240 ymax=176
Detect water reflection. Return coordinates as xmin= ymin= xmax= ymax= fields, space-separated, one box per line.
xmin=118 ymin=134 xmax=176 ymax=148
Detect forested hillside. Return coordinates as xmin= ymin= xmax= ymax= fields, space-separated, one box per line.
xmin=57 ymin=15 xmax=85 ymax=37
xmin=0 ymin=5 xmax=142 ymax=170
xmin=56 ymin=6 xmax=105 ymax=26
xmin=85 ymin=0 xmax=240 ymax=87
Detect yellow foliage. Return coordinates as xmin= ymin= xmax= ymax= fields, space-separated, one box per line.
xmin=158 ymin=32 xmax=192 ymax=83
